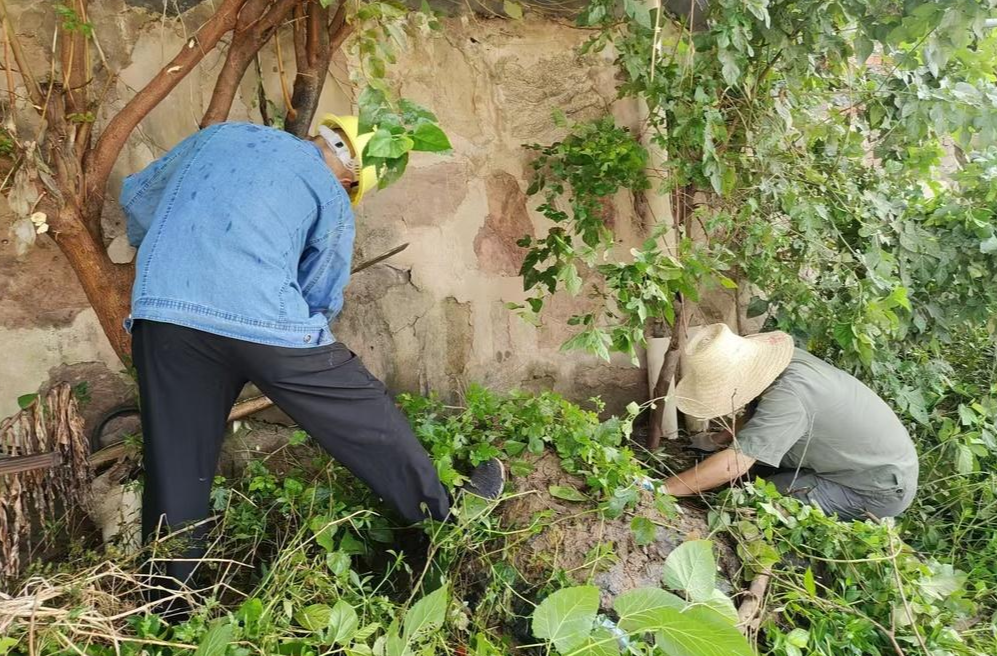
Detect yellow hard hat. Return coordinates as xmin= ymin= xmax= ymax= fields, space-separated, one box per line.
xmin=319 ymin=114 xmax=378 ymax=206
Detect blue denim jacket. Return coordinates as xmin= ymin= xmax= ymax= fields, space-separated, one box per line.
xmin=120 ymin=122 xmax=353 ymax=348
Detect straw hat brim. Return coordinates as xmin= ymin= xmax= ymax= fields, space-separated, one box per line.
xmin=675 ymin=331 xmax=794 ymax=420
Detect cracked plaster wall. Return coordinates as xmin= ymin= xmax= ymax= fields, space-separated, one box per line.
xmin=1 ymin=2 xmax=736 ymax=418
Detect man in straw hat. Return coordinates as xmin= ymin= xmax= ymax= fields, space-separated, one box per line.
xmin=660 ymin=323 xmax=918 ymax=521
xmin=121 ymin=118 xmax=504 ymax=600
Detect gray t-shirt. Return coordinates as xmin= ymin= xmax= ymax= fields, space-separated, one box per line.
xmin=735 ymin=349 xmax=919 ymax=494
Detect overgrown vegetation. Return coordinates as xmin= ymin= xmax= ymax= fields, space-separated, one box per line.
xmin=5 ymin=383 xmax=997 ymax=655
xmin=2 ymin=388 xmax=754 ymax=656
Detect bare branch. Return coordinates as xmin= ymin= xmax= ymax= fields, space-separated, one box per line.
xmin=83 ymin=0 xmax=247 ymax=217
xmin=200 ymin=0 xmax=299 ymax=128
xmin=0 ymin=0 xmax=43 ymax=108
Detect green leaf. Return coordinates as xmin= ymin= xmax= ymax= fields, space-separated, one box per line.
xmin=786 ymin=628 xmax=809 ymax=648
xmin=803 ymin=567 xmax=817 ymax=597
xmin=354 ymin=623 xmax=381 ymax=643
xmin=532 ymin=585 xmax=600 ymax=652
xmin=549 ymin=485 xmax=589 ymax=502
xmin=17 ymin=393 xmax=38 ymax=410
xmin=833 ymin=322 xmax=854 ymax=350
xmin=854 ymin=34 xmax=874 ymax=64
xmin=654 ymin=605 xmax=754 ymax=656
xmin=329 ymin=600 xmax=360 ymax=645
xmin=340 ymin=532 xmax=367 ymax=555
xmin=954 ymin=443 xmax=976 ymax=475
xmin=403 ymin=586 xmax=448 ymax=641
xmin=613 ymin=588 xmax=685 ymax=633
xmin=327 ymin=550 xmax=351 ymax=576
xmin=236 ymin=597 xmax=263 ymax=626
xmin=573 ymin=627 xmax=621 ymax=656
xmin=631 ymin=516 xmax=657 ymax=546
xmin=918 ymin=563 xmax=967 ymax=601
xmin=623 ymin=0 xmax=652 ymax=29
xmin=195 ymin=622 xmax=234 ymax=656
xmin=746 ymin=297 xmax=769 ymax=319
xmin=958 ymin=404 xmax=977 ymax=426
xmin=700 ymin=589 xmax=738 ymax=624
xmin=0 ymin=638 xmax=19 ymax=656
xmin=366 ymin=128 xmax=414 ymax=159
xmin=311 ymin=516 xmax=338 ymax=552
xmin=509 ymin=459 xmax=535 ymax=476
xmin=662 ymin=540 xmax=716 ymax=602
xmin=410 ymin=123 xmax=452 ymax=153
xmin=503 ymin=0 xmax=523 ymax=19
xmin=296 ymin=604 xmax=333 ymax=633
xmin=562 ymin=264 xmax=583 ymax=296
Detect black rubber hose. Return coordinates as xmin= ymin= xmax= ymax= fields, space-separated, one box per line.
xmin=90 ymin=403 xmax=141 ymax=454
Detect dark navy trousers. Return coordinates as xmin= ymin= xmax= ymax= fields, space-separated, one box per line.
xmin=132 ymin=320 xmax=449 ymax=591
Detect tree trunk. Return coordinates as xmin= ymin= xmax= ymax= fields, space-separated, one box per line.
xmin=647 ymin=299 xmax=685 ymax=450
xmin=284 ymin=2 xmax=350 ymax=137
xmin=50 ymin=205 xmax=134 ymax=358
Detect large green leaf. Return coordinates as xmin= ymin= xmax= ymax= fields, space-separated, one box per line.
xmin=699 ymin=589 xmax=738 ymax=624
xmin=194 ymin=622 xmax=233 ymax=656
xmin=572 ymin=627 xmax=620 ymax=656
xmin=654 ymin=606 xmax=754 ymax=656
xmin=532 ymin=585 xmax=600 ymax=653
xmin=329 ymin=600 xmax=360 ymax=645
xmin=662 ymin=540 xmax=716 ymax=602
xmin=366 ymin=128 xmax=414 ymax=159
xmin=296 ymin=604 xmax=332 ymax=633
xmin=403 ymin=586 xmax=448 ymax=642
xmin=613 ymin=588 xmax=685 ymax=634
xmin=409 ymin=122 xmax=452 ymax=153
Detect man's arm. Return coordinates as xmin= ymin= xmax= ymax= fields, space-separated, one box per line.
xmin=661 ymin=448 xmax=756 ymax=496
xmin=300 ymin=201 xmax=355 ymax=321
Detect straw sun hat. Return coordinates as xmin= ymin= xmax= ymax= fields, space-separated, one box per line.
xmin=675 ymin=323 xmax=795 ymax=420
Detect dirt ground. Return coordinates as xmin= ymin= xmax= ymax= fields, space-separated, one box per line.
xmin=500 ymin=451 xmax=740 ymax=608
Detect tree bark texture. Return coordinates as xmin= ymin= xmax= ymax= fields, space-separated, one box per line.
xmin=284 ymin=2 xmax=350 ymax=137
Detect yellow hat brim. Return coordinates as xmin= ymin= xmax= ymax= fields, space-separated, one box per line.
xmin=320 ymin=114 xmax=378 ymax=206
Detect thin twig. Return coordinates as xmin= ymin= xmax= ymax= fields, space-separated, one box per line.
xmin=0 ymin=0 xmax=42 ymax=107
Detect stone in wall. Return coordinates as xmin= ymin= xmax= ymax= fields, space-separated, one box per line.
xmin=474 ymin=172 xmax=534 ymax=276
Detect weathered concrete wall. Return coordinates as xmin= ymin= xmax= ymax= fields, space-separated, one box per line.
xmin=1 ymin=1 xmax=662 ymax=418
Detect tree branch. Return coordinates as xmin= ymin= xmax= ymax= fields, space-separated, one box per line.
xmin=0 ymin=0 xmax=43 ymax=107
xmin=60 ymin=0 xmax=88 ymax=116
xmin=83 ymin=0 xmax=247 ymax=217
xmin=284 ymin=1 xmax=351 ymax=137
xmin=200 ymin=0 xmax=299 ymax=128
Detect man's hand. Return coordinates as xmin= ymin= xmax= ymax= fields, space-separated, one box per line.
xmin=661 ymin=448 xmax=756 ymax=497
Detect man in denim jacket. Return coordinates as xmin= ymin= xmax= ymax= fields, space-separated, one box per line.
xmin=121 ymin=117 xmax=503 ymax=596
